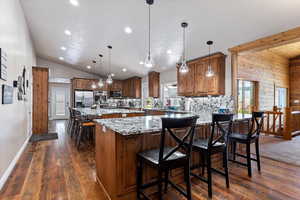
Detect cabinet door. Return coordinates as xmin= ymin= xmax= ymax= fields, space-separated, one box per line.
xmin=194 ymin=61 xmax=207 ymax=95
xmin=148 ymin=72 xmax=160 ymax=98
xmin=206 ymin=59 xmax=219 ymax=95
xmin=177 ymin=64 xmax=195 ymax=96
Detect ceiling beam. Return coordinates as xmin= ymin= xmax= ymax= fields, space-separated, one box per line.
xmin=228 ymin=26 xmax=300 ymax=54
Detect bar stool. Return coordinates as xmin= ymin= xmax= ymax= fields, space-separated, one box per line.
xmin=70 ymin=110 xmax=81 ymax=139
xmin=229 ymin=112 xmax=264 ymax=177
xmin=136 ymin=116 xmax=198 ymax=200
xmin=67 ymin=107 xmax=74 ymax=134
xmin=190 ymin=113 xmax=233 ymax=198
xmin=76 ymin=115 xmax=95 ymax=150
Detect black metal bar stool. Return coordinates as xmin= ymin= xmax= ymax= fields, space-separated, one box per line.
xmin=76 ymin=115 xmax=95 ymax=150
xmin=229 ymin=112 xmax=264 ymax=177
xmin=136 ymin=116 xmax=198 ymax=200
xmin=190 ymin=113 xmax=233 ymax=198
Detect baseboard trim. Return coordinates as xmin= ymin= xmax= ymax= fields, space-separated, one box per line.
xmin=0 ymin=133 xmax=32 ymax=191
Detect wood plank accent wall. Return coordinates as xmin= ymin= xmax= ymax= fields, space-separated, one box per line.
xmin=32 ymin=67 xmax=49 ymax=134
xmin=290 ymin=57 xmax=300 ymax=106
xmin=237 ymin=50 xmax=289 ymax=110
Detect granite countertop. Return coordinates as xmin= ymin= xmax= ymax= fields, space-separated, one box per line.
xmin=143 ymin=108 xmax=190 ymax=114
xmin=73 ymin=108 xmax=145 ymax=116
xmin=94 ymin=113 xmax=252 ymax=136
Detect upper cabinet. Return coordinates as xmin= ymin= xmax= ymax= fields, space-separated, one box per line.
xmin=177 ymin=52 xmax=226 ymax=96
xmin=123 ymin=77 xmax=142 ymax=98
xmin=72 ymin=78 xmax=108 ymax=91
xmin=109 ymin=80 xmax=123 ymax=91
xmin=148 ymin=71 xmax=160 ymax=98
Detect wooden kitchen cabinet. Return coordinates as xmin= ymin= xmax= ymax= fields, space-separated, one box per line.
xmin=72 ymin=78 xmax=108 ymax=91
xmin=109 ymin=80 xmax=123 ymax=91
xmin=177 ymin=63 xmax=195 ymax=96
xmin=177 ymin=52 xmax=225 ymax=96
xmin=148 ymin=71 xmax=160 ymax=98
xmin=123 ymin=77 xmax=141 ymax=98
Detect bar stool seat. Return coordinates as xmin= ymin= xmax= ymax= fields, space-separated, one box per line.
xmin=193 ymin=138 xmax=225 ymax=150
xmin=138 ymin=147 xmax=186 ymax=166
xmin=82 ymin=122 xmax=96 ymax=127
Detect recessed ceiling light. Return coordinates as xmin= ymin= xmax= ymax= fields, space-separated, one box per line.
xmin=124 ymin=27 xmax=133 ymax=34
xmin=69 ymin=0 xmax=79 ymax=6
xmin=111 ymin=73 xmax=115 ymax=77
xmin=86 ymin=65 xmax=91 ymax=69
xmin=122 ymin=68 xmax=127 ymax=72
xmin=167 ymin=49 xmax=172 ymax=54
xmin=61 ymin=46 xmax=67 ymax=51
xmin=64 ymin=30 xmax=71 ymax=36
xmin=139 ymin=61 xmax=144 ymax=65
xmin=59 ymin=57 xmax=64 ymax=60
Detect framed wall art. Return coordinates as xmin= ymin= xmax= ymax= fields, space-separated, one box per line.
xmin=0 ymin=48 xmax=8 ymax=81
xmin=2 ymin=84 xmax=13 ymax=104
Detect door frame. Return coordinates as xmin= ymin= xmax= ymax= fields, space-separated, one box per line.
xmin=49 ymin=83 xmax=70 ymax=120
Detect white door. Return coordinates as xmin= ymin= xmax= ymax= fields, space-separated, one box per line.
xmin=51 ymin=85 xmax=70 ymax=120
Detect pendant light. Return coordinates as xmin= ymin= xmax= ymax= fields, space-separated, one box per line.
xmin=205 ymin=40 xmax=215 ymax=77
xmin=98 ymin=54 xmax=104 ymax=88
xmin=144 ymin=0 xmax=154 ymax=68
xmin=91 ymin=60 xmax=97 ymax=89
xmin=106 ymin=45 xmax=113 ymax=85
xmin=179 ymin=22 xmax=189 ymax=74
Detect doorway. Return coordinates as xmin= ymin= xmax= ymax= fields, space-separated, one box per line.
xmin=50 ymin=83 xmax=70 ymax=120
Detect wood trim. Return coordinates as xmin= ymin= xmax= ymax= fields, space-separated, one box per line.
xmin=229 ymin=26 xmax=300 ymax=53
xmin=231 ymin=52 xmax=238 ymax=112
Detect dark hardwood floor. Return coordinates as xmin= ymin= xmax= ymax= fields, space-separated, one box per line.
xmin=1 ymin=120 xmax=300 ymax=200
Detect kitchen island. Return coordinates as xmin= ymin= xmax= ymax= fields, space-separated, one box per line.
xmin=94 ymin=114 xmax=251 ymax=200
xmin=73 ymin=107 xmax=145 ymax=118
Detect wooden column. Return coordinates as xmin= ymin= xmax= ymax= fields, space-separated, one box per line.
xmin=231 ymin=52 xmax=238 ymax=113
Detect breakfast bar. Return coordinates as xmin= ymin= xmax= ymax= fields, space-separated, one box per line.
xmin=94 ymin=114 xmax=251 ymax=200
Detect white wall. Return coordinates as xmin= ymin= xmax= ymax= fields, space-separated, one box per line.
xmin=37 ymin=57 xmax=100 ymax=83
xmin=0 ymin=0 xmax=36 ymax=188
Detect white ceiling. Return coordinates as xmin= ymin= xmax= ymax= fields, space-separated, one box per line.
xmin=21 ymin=0 xmax=300 ymax=79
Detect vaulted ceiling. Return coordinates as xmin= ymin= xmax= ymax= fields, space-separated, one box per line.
xmin=21 ymin=0 xmax=300 ymax=79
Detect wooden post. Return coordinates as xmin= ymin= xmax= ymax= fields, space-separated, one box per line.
xmin=231 ymin=52 xmax=238 ymax=113
xmin=283 ymin=107 xmax=292 ymax=140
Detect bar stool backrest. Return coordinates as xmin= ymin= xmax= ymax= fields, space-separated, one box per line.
xmin=208 ymin=114 xmax=234 ymax=149
xmin=248 ymin=112 xmax=264 ymax=139
xmin=159 ymin=116 xmax=199 ymax=164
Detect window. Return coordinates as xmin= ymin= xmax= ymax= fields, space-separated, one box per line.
xmin=237 ymin=80 xmax=256 ymax=114
xmin=277 ymin=87 xmax=287 ymax=108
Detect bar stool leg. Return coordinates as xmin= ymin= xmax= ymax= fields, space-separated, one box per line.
xmin=223 ymin=149 xmax=230 ymax=188
xmin=158 ymin=169 xmax=163 ymax=200
xmin=164 ymin=169 xmax=169 ymax=193
xmin=246 ymin=143 xmax=252 ymax=177
xmin=207 ymin=154 xmax=212 ymax=198
xmin=185 ymin=163 xmax=192 ymax=200
xmin=233 ymin=141 xmax=237 ymax=161
xmin=255 ymin=139 xmax=261 ymax=172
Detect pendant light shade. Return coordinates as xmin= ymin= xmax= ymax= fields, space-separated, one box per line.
xmin=98 ymin=54 xmax=104 ymax=88
xmin=206 ymin=40 xmax=215 ymax=77
xmin=179 ymin=22 xmax=189 ymax=74
xmin=106 ymin=74 xmax=113 ymax=84
xmin=106 ymin=45 xmax=113 ymax=84
xmin=144 ymin=0 xmax=154 ymax=68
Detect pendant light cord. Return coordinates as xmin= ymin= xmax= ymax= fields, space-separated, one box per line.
xmin=208 ymin=44 xmax=211 ymax=70
xmin=183 ymin=26 xmax=186 ymax=62
xmin=148 ymin=4 xmax=151 ymax=57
